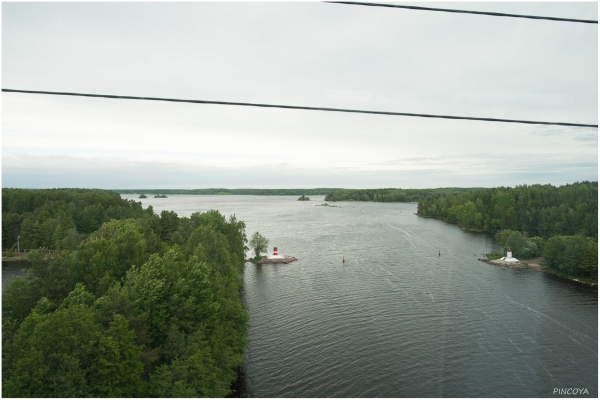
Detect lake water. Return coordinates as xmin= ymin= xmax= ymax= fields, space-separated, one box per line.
xmin=5 ymin=194 xmax=595 ymax=397
xmin=119 ymin=194 xmax=597 ymax=397
xmin=2 ymin=261 xmax=28 ymax=289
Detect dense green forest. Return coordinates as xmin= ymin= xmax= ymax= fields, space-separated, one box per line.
xmin=115 ymin=188 xmax=343 ymax=196
xmin=416 ymin=182 xmax=598 ymax=281
xmin=324 ymin=188 xmax=480 ymax=203
xmin=2 ymin=189 xmax=249 ymax=397
xmin=3 ymin=188 xmax=146 ymax=250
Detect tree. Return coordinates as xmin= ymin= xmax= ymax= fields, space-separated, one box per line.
xmin=87 ymin=314 xmax=145 ymax=397
xmin=160 ymin=210 xmax=180 ymax=242
xmin=2 ymin=198 xmax=250 ymax=397
xmin=495 ymin=229 xmax=531 ymax=257
xmin=2 ymin=277 xmax=37 ymax=323
xmin=249 ymin=232 xmax=268 ymax=260
xmin=3 ymin=303 xmax=101 ymax=397
xmin=504 ymin=231 xmax=528 ymax=257
xmin=544 ymin=235 xmax=598 ymax=279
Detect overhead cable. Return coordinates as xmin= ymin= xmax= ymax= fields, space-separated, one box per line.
xmin=2 ymin=88 xmax=597 ymax=128
xmin=326 ymin=2 xmax=599 ymax=24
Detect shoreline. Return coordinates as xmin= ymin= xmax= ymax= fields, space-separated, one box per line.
xmin=479 ymin=257 xmax=597 ymax=286
xmin=245 ymin=255 xmax=298 ymax=264
xmin=416 ymin=214 xmax=596 ymax=287
xmin=416 ymin=214 xmax=488 ymax=233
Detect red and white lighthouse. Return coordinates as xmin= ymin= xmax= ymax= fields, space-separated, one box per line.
xmin=267 ymin=246 xmax=284 ymax=260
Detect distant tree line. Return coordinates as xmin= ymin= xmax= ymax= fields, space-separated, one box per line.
xmin=115 ymin=188 xmax=344 ymax=196
xmin=2 ymin=189 xmax=249 ymax=397
xmin=2 ymin=188 xmax=145 ymax=251
xmin=324 ymin=188 xmax=480 ymax=203
xmin=417 ymin=182 xmax=598 ymax=281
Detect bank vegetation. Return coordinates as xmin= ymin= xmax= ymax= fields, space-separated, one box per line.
xmin=2 ymin=188 xmax=249 ymax=397
xmin=324 ymin=187 xmax=479 ymax=203
xmin=416 ymin=182 xmax=598 ymax=282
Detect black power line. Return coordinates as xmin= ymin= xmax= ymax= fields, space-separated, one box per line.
xmin=326 ymin=2 xmax=599 ymax=24
xmin=3 ymin=88 xmax=597 ymax=128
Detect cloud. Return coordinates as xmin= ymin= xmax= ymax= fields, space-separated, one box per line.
xmin=2 ymin=3 xmax=597 ymax=190
xmin=574 ymin=133 xmax=598 ymax=142
xmin=3 ymin=152 xmax=596 ymax=190
xmin=452 ymin=92 xmax=575 ymax=108
xmin=528 ymin=125 xmax=597 ymax=138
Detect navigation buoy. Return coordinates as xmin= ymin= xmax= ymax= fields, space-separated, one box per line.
xmin=439 ymin=251 xmax=441 ymax=256
xmin=343 ymin=256 xmax=345 ymax=263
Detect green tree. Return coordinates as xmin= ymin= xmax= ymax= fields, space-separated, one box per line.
xmin=580 ymin=240 xmax=599 ymax=281
xmin=249 ymin=232 xmax=269 ymax=260
xmin=504 ymin=231 xmax=528 ymax=257
xmin=2 ymin=277 xmax=37 ymax=323
xmin=88 ymin=314 xmax=145 ymax=397
xmin=160 ymin=210 xmax=180 ymax=243
xmin=2 ymin=197 xmax=250 ymax=397
xmin=544 ymin=235 xmax=597 ymax=279
xmin=30 ymin=250 xmax=76 ymax=306
xmin=72 ymin=238 xmax=119 ymax=296
xmin=3 ymin=304 xmax=100 ymax=397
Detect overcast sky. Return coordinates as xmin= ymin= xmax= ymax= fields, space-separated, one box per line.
xmin=2 ymin=2 xmax=598 ymax=189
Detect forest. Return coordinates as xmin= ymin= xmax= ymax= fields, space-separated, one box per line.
xmin=115 ymin=188 xmax=343 ymax=196
xmin=2 ymin=188 xmax=249 ymax=397
xmin=3 ymin=188 xmax=146 ymax=250
xmin=416 ymin=182 xmax=598 ymax=281
xmin=324 ymin=187 xmax=480 ymax=203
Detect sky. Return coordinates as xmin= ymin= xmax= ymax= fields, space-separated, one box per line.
xmin=2 ymin=1 xmax=598 ymax=189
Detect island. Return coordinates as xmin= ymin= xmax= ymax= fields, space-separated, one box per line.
xmin=297 ymin=195 xmax=310 ymax=201
xmin=138 ymin=193 xmax=147 ymax=198
xmin=114 ymin=188 xmax=343 ymax=196
xmin=153 ymin=194 xmax=168 ymax=198
xmin=251 ymin=255 xmax=298 ymax=264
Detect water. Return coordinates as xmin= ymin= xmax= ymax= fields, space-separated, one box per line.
xmin=2 ymin=261 xmax=28 ymax=289
xmin=120 ymin=194 xmax=597 ymax=397
xmin=6 ymin=194 xmax=596 ymax=397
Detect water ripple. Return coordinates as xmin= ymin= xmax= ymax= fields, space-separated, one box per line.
xmin=121 ymin=194 xmax=598 ymax=398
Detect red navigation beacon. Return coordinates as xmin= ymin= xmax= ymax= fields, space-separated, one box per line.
xmin=273 ymin=247 xmax=278 ymax=256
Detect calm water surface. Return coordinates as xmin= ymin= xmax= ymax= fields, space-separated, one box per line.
xmin=120 ymin=195 xmax=596 ymax=397
xmin=2 ymin=261 xmax=27 ymax=289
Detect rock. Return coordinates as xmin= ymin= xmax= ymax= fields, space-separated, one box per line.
xmin=249 ymin=256 xmax=298 ymax=264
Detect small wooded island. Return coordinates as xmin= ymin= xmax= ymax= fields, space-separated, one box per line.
xmin=153 ymin=194 xmax=168 ymax=198
xmin=138 ymin=193 xmax=147 ymax=198
xmin=297 ymin=195 xmax=310 ymax=201
xmin=247 ymin=234 xmax=297 ymax=264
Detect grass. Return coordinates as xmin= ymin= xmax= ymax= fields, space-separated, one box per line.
xmin=486 ymin=252 xmax=503 ymax=260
